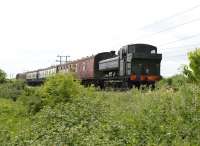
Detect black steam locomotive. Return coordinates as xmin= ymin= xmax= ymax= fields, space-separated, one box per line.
xmin=16 ymin=44 xmax=162 ymax=88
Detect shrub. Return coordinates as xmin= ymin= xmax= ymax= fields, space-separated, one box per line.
xmin=1 ymin=72 xmax=200 ymax=145
xmin=18 ymin=95 xmax=42 ymax=114
xmin=0 ymin=98 xmax=28 ymax=145
xmin=157 ymin=74 xmax=187 ymax=91
xmin=39 ymin=73 xmax=83 ymax=106
xmin=0 ymin=80 xmax=25 ymax=101
xmin=183 ymin=48 xmax=200 ymax=83
xmin=0 ymin=69 xmax=6 ymax=84
xmin=13 ymin=96 xmax=113 ymax=146
xmin=11 ymin=83 xmax=200 ymax=145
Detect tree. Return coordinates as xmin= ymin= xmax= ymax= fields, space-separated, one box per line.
xmin=183 ymin=48 xmax=200 ymax=82
xmin=0 ymin=69 xmax=6 ymax=83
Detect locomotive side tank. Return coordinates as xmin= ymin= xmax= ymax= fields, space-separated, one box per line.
xmin=99 ymin=56 xmax=119 ymax=71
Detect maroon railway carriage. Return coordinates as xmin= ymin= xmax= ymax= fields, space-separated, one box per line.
xmin=74 ymin=56 xmax=95 ymax=80
xmin=58 ymin=56 xmax=95 ymax=79
xmin=57 ymin=51 xmax=116 ymax=86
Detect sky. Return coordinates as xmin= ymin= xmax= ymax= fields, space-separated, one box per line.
xmin=0 ymin=0 xmax=200 ymax=78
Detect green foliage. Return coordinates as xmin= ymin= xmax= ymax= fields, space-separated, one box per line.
xmin=99 ymin=84 xmax=200 ymax=146
xmin=0 ymin=80 xmax=25 ymax=101
xmin=157 ymin=74 xmax=186 ymax=91
xmin=183 ymin=48 xmax=200 ymax=82
xmin=0 ymin=74 xmax=200 ymax=145
xmin=0 ymin=98 xmax=29 ymax=144
xmin=39 ymin=73 xmax=83 ymax=105
xmin=182 ymin=65 xmax=197 ymax=83
xmin=17 ymin=73 xmax=84 ymax=115
xmin=0 ymin=78 xmax=42 ymax=114
xmin=14 ymin=96 xmax=113 ymax=145
xmin=19 ymin=95 xmax=42 ymax=114
xmin=0 ymin=68 xmax=6 ymax=83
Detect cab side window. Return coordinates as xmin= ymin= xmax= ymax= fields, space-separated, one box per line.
xmin=151 ymin=49 xmax=156 ymax=54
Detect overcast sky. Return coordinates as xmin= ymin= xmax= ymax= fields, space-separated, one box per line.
xmin=0 ymin=0 xmax=200 ymax=78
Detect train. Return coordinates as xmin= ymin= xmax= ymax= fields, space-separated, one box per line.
xmin=16 ymin=44 xmax=162 ymax=88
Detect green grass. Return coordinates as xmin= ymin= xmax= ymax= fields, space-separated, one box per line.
xmin=100 ymin=84 xmax=200 ymax=145
xmin=0 ymin=98 xmax=30 ymax=145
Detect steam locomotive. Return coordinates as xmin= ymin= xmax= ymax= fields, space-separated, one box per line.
xmin=16 ymin=44 xmax=162 ymax=88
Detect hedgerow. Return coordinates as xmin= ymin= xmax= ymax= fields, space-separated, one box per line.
xmin=0 ymin=73 xmax=200 ymax=145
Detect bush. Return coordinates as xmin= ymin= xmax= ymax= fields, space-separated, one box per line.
xmin=13 ymin=96 xmax=113 ymax=146
xmin=0 ymin=80 xmax=25 ymax=101
xmin=10 ymin=82 xmax=200 ymax=146
xmin=1 ymin=73 xmax=200 ymax=145
xmin=183 ymin=48 xmax=200 ymax=83
xmin=18 ymin=95 xmax=42 ymax=114
xmin=0 ymin=69 xmax=6 ymax=84
xmin=157 ymin=75 xmax=187 ymax=91
xmin=0 ymin=79 xmax=42 ymax=114
xmin=0 ymin=98 xmax=28 ymax=144
xmin=39 ymin=73 xmax=84 ymax=106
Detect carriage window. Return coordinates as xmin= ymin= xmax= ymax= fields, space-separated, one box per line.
xmin=151 ymin=49 xmax=156 ymax=54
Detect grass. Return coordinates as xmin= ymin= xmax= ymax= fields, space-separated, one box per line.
xmin=0 ymin=98 xmax=30 ymax=144
xmin=100 ymin=84 xmax=200 ymax=145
